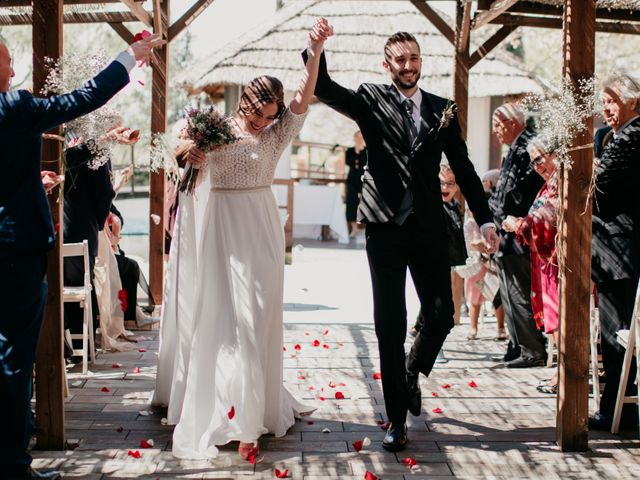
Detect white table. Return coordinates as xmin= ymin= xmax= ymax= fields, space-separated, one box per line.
xmin=272 ymin=183 xmax=349 ymax=244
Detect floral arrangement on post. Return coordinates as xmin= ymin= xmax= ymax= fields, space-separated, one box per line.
xmin=42 ymin=52 xmax=122 ymax=169
xmin=177 ymin=106 xmax=238 ymax=194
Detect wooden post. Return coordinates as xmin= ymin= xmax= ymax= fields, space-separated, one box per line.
xmin=33 ymin=0 xmax=65 ymax=450
xmin=149 ymin=0 xmax=169 ymax=302
xmin=451 ymin=1 xmax=472 ymax=325
xmin=556 ymin=0 xmax=595 ymax=452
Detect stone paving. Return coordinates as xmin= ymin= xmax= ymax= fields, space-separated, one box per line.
xmin=31 ymin=241 xmax=640 ymax=479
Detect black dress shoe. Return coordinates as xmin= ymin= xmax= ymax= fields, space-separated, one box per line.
xmin=407 ymin=371 xmax=422 ymax=416
xmin=505 ymin=356 xmax=546 ymax=368
xmin=382 ymin=422 xmax=408 ymax=452
xmin=8 ymin=467 xmax=61 ymax=480
xmin=588 ymin=413 xmax=612 ymax=431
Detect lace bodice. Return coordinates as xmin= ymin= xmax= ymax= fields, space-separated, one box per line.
xmin=206 ymin=107 xmax=307 ymax=189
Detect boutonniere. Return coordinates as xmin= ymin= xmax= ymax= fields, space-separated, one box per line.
xmin=437 ymin=101 xmax=457 ymax=133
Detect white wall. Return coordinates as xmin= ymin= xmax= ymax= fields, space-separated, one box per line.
xmin=467 ymin=96 xmax=492 ymax=175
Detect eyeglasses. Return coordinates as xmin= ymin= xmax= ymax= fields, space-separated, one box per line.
xmin=531 ymin=155 xmax=545 ymax=166
xmin=440 ymin=181 xmax=456 ymax=188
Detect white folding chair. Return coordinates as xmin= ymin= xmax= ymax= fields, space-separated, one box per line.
xmin=611 ymin=282 xmax=640 ymax=434
xmin=589 ymin=294 xmax=602 ymax=412
xmin=62 ymin=240 xmax=96 ymax=374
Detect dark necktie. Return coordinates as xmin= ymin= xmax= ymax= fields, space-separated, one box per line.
xmin=402 ymin=99 xmax=418 ymax=144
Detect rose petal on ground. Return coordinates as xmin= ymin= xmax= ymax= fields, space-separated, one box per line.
xmin=127 ymin=450 xmax=141 ymax=459
xmin=431 ymin=391 xmax=439 ymax=397
xmin=297 ymin=375 xmax=306 ymax=380
xmin=322 ymin=428 xmax=331 ymax=433
xmin=132 ymin=367 xmax=141 ymax=374
xmin=294 ymin=344 xmax=301 ymax=351
xmin=282 ymin=346 xmax=286 ymax=351
xmin=319 ymin=396 xmax=325 ymax=401
xmin=328 ymin=381 xmax=336 ymax=388
xmin=441 ymin=383 xmax=452 ymax=389
xmin=322 ymin=344 xmax=330 ymax=349
xmin=352 ymin=440 xmax=364 ymax=452
xmin=376 ymin=420 xmax=384 ymax=425
xmin=323 ymin=329 xmax=329 ymax=336
xmin=372 ymin=372 xmax=382 ymax=380
xmin=337 ymin=382 xmax=346 ymax=387
xmin=307 ymin=421 xmax=315 ymax=425
xmin=308 ymin=386 xmax=315 ymax=390
xmin=312 ymin=339 xmax=320 ymax=347
xmin=432 ymin=407 xmax=443 ymax=414
xmin=138 ymin=410 xmax=152 ymax=416
xmin=116 ymin=426 xmax=124 ymax=432
xmin=305 ymin=332 xmax=310 ymax=336
xmin=138 ymin=348 xmax=147 ymax=353
xmin=335 ymin=391 xmax=345 ymax=399
xmin=275 ymin=469 xmax=289 ymax=478
xmin=468 ymin=380 xmax=478 ymax=388
xmin=111 ymin=363 xmax=122 ymax=368
xmin=362 ymin=437 xmax=371 ymax=447
xmin=100 ymin=387 xmax=110 ymax=393
xmin=380 ymin=422 xmax=390 ymax=430
xmin=140 ymin=439 xmax=154 ymax=448
xmin=228 ymin=406 xmax=235 ymax=420
xmin=402 ymin=456 xmax=417 ymax=468
xmin=364 ymin=471 xmax=379 ymax=480
xmin=160 ymin=418 xmax=168 ymax=425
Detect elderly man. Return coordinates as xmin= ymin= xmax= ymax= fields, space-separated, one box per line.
xmin=589 ymin=71 xmax=640 ymax=431
xmin=489 ymin=103 xmax=547 ymax=367
xmin=0 ymin=36 xmax=162 ymax=479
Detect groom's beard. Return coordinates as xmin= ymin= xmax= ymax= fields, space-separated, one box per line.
xmin=391 ymin=68 xmax=420 ymax=90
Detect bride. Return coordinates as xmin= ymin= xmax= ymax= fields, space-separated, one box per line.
xmin=154 ymin=18 xmax=333 ymax=460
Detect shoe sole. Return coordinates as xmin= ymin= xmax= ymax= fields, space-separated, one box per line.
xmin=381 ymin=441 xmax=408 ymax=452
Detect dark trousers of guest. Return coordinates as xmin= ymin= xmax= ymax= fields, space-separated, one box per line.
xmin=345 ymin=182 xmax=361 ymax=223
xmin=0 ymin=254 xmax=47 ymax=475
xmin=366 ymin=214 xmax=454 ymax=424
xmin=597 ymin=278 xmax=639 ymax=423
xmin=495 ymin=254 xmax=546 ymax=360
xmin=115 ymin=254 xmax=140 ymax=321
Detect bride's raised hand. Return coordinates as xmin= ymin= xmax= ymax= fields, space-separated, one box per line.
xmin=308 ymin=17 xmax=333 ymax=56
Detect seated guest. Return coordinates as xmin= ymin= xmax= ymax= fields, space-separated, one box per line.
xmin=589 ymin=71 xmax=640 ymax=431
xmin=502 ymin=136 xmax=560 ymax=393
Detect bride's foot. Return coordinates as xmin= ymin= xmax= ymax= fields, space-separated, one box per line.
xmin=238 ymin=442 xmax=257 ymax=460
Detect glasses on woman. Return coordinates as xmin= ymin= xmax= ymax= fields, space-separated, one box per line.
xmin=531 ymin=155 xmax=545 ymax=166
xmin=440 ymin=181 xmax=456 ymax=188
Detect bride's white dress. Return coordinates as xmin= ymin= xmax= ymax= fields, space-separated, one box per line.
xmin=160 ymin=107 xmax=311 ymax=460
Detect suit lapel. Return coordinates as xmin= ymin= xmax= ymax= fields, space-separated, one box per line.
xmin=414 ymin=90 xmax=438 ymax=150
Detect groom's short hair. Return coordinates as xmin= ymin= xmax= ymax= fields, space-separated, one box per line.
xmin=384 ymin=32 xmax=420 ymax=59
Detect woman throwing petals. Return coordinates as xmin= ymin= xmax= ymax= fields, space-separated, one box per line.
xmin=167 ymin=18 xmax=333 ymax=460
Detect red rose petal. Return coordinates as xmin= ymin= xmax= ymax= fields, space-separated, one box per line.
xmin=323 ymin=329 xmax=329 ymax=336
xmin=117 ymin=289 xmax=128 ymax=313
xmin=138 ymin=348 xmax=147 ymax=353
xmin=319 ymin=396 xmax=325 ymax=401
xmin=328 ymin=381 xmax=336 ymax=388
xmin=116 ymin=426 xmax=124 ymax=432
xmin=352 ymin=440 xmax=364 ymax=452
xmin=432 ymin=391 xmax=439 ymax=397
xmin=111 ymin=363 xmax=121 ymax=368
xmin=140 ymin=439 xmax=153 ymax=449
xmin=275 ymin=469 xmax=289 ymax=478
xmin=101 ymin=387 xmax=110 ymax=393
xmin=127 ymin=450 xmax=141 ymax=458
xmin=432 ymin=407 xmax=443 ymax=414
xmin=337 ymin=382 xmax=346 ymax=387
xmin=364 ymin=471 xmax=379 ymax=480
xmin=132 ymin=367 xmax=141 ymax=374
xmin=307 ymin=421 xmax=315 ymax=425
xmin=402 ymin=456 xmax=417 ymax=468
xmin=468 ymin=380 xmax=478 ymax=388
xmin=441 ymin=383 xmax=452 ymax=389
xmin=376 ymin=420 xmax=384 ymax=425
xmin=312 ymin=340 xmax=320 ymax=347
xmin=294 ymin=344 xmax=301 ymax=351
xmin=228 ymin=406 xmax=235 ymax=419
xmin=335 ymin=391 xmax=345 ymax=399
xmin=297 ymin=375 xmax=306 ymax=380
xmin=322 ymin=344 xmax=330 ymax=349
xmin=372 ymin=372 xmax=382 ymax=380
xmin=380 ymin=421 xmax=390 ymax=430
xmin=308 ymin=386 xmax=315 ymax=390
xmin=282 ymin=346 xmax=286 ymax=351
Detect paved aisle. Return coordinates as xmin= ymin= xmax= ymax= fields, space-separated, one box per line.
xmin=32 ymin=242 xmax=639 ymax=479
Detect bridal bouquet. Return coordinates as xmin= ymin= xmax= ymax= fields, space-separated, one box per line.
xmin=178 ymin=106 xmax=238 ymax=194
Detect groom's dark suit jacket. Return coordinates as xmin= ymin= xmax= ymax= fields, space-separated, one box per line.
xmin=0 ymin=60 xmax=129 ymax=258
xmin=304 ymin=51 xmax=492 ymax=231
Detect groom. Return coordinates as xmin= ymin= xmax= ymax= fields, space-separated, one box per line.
xmin=303 ymin=24 xmax=498 ymax=451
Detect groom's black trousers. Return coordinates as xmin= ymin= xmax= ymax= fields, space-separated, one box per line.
xmin=366 ymin=214 xmax=454 ymax=424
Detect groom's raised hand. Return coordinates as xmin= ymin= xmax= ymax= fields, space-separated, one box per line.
xmin=127 ymin=33 xmax=166 ymax=66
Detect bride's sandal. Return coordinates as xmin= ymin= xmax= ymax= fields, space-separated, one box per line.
xmin=238 ymin=442 xmax=260 ymax=462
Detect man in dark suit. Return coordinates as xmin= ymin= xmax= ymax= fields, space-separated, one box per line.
xmin=304 ymin=24 xmax=498 ymax=451
xmin=0 ymin=36 xmax=162 ymax=479
xmin=489 ymin=104 xmax=546 ymax=367
xmin=589 ymin=72 xmax=640 ymax=431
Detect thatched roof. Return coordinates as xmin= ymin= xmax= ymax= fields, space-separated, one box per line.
xmin=529 ymin=0 xmax=640 ymax=9
xmin=186 ymin=0 xmax=543 ymax=99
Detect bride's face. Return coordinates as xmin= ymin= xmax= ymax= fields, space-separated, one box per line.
xmin=240 ymin=102 xmax=279 ymax=135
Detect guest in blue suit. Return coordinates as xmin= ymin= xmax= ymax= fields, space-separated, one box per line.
xmin=0 ymin=35 xmax=163 ymax=480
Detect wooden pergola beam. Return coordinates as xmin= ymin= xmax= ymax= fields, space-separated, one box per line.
xmin=33 ymin=0 xmax=65 ymax=451
xmin=120 ymin=0 xmax=152 ymax=27
xmin=458 ymin=0 xmax=472 ymax=53
xmin=109 ymin=21 xmax=136 ymax=44
xmin=153 ymin=0 xmax=162 ymax=36
xmin=409 ymin=0 xmax=455 ymax=45
xmin=557 ymin=0 xmax=594 ymax=453
xmin=168 ymin=0 xmax=216 ymax=42
xmin=0 ymin=11 xmax=138 ymax=25
xmin=477 ymin=0 xmax=640 ymax=22
xmin=469 ymin=24 xmax=518 ymax=68
xmin=487 ymin=13 xmax=640 ymax=35
xmin=472 ymin=0 xmax=520 ymax=30
xmin=0 ymin=0 xmax=145 ymax=5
